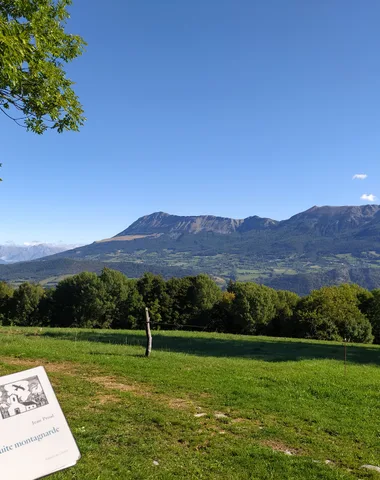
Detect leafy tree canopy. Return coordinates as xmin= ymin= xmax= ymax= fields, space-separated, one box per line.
xmin=227 ymin=282 xmax=277 ymax=334
xmin=8 ymin=282 xmax=45 ymax=326
xmin=362 ymin=288 xmax=380 ymax=344
xmin=0 ymin=0 xmax=85 ymax=134
xmin=50 ymin=272 xmax=106 ymax=328
xmin=295 ymin=285 xmax=373 ymax=343
xmin=99 ymin=268 xmax=144 ymax=329
xmin=0 ymin=281 xmax=13 ymax=300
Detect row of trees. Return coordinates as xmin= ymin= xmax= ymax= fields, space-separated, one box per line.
xmin=0 ymin=268 xmax=379 ymax=344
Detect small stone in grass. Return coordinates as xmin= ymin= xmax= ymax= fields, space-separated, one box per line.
xmin=194 ymin=413 xmax=207 ymax=418
xmin=361 ymin=465 xmax=380 ymax=473
xmin=215 ymin=412 xmax=228 ymax=419
xmin=153 ymin=460 xmax=159 ymax=466
xmin=284 ymin=450 xmax=293 ymax=456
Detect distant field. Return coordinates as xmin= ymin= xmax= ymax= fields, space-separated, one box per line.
xmin=0 ymin=328 xmax=379 ymax=479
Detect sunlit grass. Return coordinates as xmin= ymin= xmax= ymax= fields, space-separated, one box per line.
xmin=0 ymin=327 xmax=379 ymax=479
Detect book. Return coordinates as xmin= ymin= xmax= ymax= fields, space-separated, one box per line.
xmin=0 ymin=366 xmax=80 ymax=479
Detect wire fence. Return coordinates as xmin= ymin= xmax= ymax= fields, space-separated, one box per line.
xmin=149 ymin=321 xmax=217 ymax=331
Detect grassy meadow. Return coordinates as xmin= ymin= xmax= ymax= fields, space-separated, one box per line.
xmin=0 ymin=328 xmax=379 ymax=479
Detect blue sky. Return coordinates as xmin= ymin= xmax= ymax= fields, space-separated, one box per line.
xmin=1 ymin=0 xmax=380 ymax=244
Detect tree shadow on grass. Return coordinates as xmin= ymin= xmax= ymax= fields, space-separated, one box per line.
xmin=39 ymin=330 xmax=380 ymax=366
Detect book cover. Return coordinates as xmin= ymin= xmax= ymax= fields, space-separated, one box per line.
xmin=0 ymin=366 xmax=80 ymax=479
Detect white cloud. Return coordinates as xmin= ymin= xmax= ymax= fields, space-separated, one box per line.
xmin=353 ymin=174 xmax=368 ymax=180
xmin=360 ymin=193 xmax=377 ymax=202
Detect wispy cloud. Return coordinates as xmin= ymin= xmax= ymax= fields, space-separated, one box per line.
xmin=360 ymin=193 xmax=377 ymax=202
xmin=353 ymin=174 xmax=368 ymax=180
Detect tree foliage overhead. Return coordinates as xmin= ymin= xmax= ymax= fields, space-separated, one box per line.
xmin=0 ymin=0 xmax=85 ymax=133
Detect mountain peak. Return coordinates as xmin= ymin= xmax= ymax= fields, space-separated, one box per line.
xmin=115 ymin=212 xmax=246 ymax=236
xmin=114 ymin=210 xmax=282 ymax=237
xmin=284 ymin=204 xmax=380 ymax=235
xmin=292 ymin=204 xmax=380 ymax=217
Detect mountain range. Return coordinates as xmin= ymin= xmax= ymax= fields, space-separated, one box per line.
xmin=115 ymin=205 xmax=380 ymax=236
xmin=0 ymin=243 xmax=79 ymax=264
xmin=2 ymin=205 xmax=380 ymax=294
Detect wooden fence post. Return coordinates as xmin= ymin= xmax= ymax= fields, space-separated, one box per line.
xmin=344 ymin=337 xmax=347 ymax=376
xmin=145 ymin=307 xmax=152 ymax=357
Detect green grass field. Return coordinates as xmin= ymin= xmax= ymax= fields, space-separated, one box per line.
xmin=0 ymin=328 xmax=379 ymax=479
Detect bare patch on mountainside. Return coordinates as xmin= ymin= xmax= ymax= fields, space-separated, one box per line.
xmin=96 ymin=233 xmax=162 ymax=243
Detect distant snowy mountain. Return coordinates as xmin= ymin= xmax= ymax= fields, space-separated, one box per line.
xmin=0 ymin=243 xmax=79 ymax=263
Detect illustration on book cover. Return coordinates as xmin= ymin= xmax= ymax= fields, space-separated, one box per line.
xmin=0 ymin=376 xmax=49 ymax=420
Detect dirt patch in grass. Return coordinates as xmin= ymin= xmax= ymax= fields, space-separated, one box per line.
xmin=231 ymin=417 xmax=248 ymax=423
xmin=90 ymin=375 xmax=149 ymax=395
xmin=261 ymin=439 xmax=300 ymax=456
xmin=0 ymin=356 xmax=81 ymax=374
xmin=169 ymin=398 xmax=195 ymax=410
xmin=0 ymin=357 xmax=199 ymax=414
xmin=1 ymin=358 xmax=151 ymax=396
xmin=90 ymin=375 xmax=199 ymax=413
xmin=94 ymin=393 xmax=122 ymax=405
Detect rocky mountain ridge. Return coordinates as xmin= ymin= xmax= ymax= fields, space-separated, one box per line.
xmin=116 ymin=211 xmax=278 ymax=236
xmin=115 ymin=205 xmax=380 ymax=238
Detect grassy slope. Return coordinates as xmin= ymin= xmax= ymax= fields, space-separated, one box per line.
xmin=0 ymin=329 xmax=379 ymax=479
